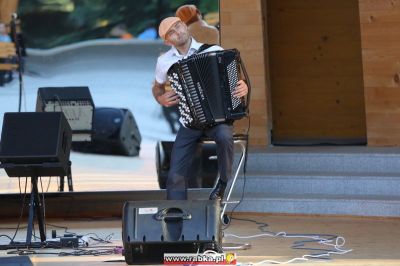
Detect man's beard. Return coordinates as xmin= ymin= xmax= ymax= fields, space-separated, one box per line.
xmin=175 ymin=32 xmax=190 ymax=47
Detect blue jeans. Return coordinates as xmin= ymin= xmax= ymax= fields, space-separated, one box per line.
xmin=167 ymin=123 xmax=234 ymax=200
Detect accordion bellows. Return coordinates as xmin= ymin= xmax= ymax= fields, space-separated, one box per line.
xmin=167 ymin=49 xmax=248 ymax=130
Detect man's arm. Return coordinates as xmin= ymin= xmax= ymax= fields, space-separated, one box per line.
xmin=152 ymin=80 xmax=166 ymax=103
xmin=152 ymin=80 xmax=180 ymax=107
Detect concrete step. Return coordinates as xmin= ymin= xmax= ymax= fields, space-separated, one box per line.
xmin=245 ymin=146 xmax=400 ymax=174
xmin=234 ymin=171 xmax=400 ymax=196
xmin=224 ymin=193 xmax=400 ymax=217
xmin=226 ymin=146 xmax=400 ymax=217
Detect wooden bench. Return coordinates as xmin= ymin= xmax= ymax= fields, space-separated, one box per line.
xmin=0 ymin=42 xmax=18 ymax=71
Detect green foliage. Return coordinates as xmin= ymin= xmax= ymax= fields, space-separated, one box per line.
xmin=18 ymin=0 xmax=219 ymax=48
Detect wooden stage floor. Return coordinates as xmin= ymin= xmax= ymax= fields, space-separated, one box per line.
xmin=0 ymin=213 xmax=399 ymax=266
xmin=1 ymin=146 xmax=400 ymax=265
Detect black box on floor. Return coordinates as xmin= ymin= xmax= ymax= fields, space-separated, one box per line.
xmin=60 ymin=236 xmax=79 ymax=248
xmin=122 ymin=199 xmax=222 ymax=265
xmin=156 ymin=141 xmax=218 ymax=189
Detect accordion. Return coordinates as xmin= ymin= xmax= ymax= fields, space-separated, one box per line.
xmin=167 ymin=49 xmax=249 ymax=130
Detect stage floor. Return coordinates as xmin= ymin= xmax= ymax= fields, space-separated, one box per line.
xmin=0 ymin=213 xmax=399 ymax=266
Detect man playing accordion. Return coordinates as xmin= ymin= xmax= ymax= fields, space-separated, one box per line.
xmin=152 ymin=17 xmax=248 ymax=201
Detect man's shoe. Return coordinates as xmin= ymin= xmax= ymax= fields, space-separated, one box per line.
xmin=209 ymin=179 xmax=227 ymax=200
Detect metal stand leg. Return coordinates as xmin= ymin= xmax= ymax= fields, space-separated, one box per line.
xmin=59 ymin=176 xmax=64 ymax=191
xmin=221 ymin=140 xmax=247 ymax=222
xmin=221 ymin=136 xmax=251 ymax=251
xmin=67 ymin=161 xmax=73 ymax=191
xmin=58 ymin=161 xmax=73 ymax=192
xmin=26 ymin=175 xmax=46 ymax=245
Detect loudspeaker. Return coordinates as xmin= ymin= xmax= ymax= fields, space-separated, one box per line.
xmin=0 ymin=256 xmax=33 ymax=266
xmin=122 ymin=199 xmax=222 ymax=265
xmin=36 ymin=86 xmax=95 ymax=142
xmin=0 ymin=112 xmax=72 ymax=177
xmin=72 ymin=107 xmax=141 ymax=156
xmin=156 ymin=141 xmax=218 ymax=189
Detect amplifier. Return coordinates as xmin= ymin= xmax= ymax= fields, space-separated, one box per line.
xmin=36 ymin=86 xmax=94 ymax=142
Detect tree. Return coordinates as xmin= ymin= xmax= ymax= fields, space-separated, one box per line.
xmin=18 ymin=0 xmax=218 ymax=48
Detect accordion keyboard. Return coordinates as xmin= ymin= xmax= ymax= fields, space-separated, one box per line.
xmin=169 ymin=72 xmax=194 ymax=125
xmin=227 ymin=60 xmax=241 ymax=109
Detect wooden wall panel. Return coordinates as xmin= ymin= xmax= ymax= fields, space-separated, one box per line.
xmin=359 ymin=0 xmax=400 ymax=146
xmin=0 ymin=0 xmax=19 ymax=24
xmin=268 ymin=0 xmax=367 ymax=144
xmin=220 ymin=0 xmax=269 ymax=146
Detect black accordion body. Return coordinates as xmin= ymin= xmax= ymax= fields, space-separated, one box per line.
xmin=167 ymin=49 xmax=249 ymax=130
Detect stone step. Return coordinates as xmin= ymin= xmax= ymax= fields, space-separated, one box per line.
xmin=245 ymin=147 xmax=400 ymax=174
xmin=224 ymin=193 xmax=400 ymax=217
xmin=233 ymin=171 xmax=400 ymax=196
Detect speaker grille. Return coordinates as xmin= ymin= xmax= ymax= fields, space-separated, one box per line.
xmin=1 ymin=113 xmax=62 ymax=158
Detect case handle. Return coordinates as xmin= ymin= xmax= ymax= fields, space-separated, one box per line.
xmin=154 ymin=207 xmax=192 ymax=222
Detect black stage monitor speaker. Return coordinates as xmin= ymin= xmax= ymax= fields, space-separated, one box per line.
xmin=156 ymin=141 xmax=218 ymax=189
xmin=0 ymin=112 xmax=72 ymax=177
xmin=36 ymin=86 xmax=94 ymax=142
xmin=0 ymin=256 xmax=33 ymax=266
xmin=122 ymin=199 xmax=222 ymax=265
xmin=72 ymin=107 xmax=141 ymax=156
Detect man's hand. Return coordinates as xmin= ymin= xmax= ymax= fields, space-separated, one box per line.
xmin=157 ymin=90 xmax=180 ymax=107
xmin=152 ymin=80 xmax=180 ymax=107
xmin=233 ymin=80 xmax=248 ymax=98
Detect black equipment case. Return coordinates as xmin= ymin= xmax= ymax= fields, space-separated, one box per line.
xmin=122 ymin=199 xmax=222 ymax=264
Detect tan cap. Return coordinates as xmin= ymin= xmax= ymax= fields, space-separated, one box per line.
xmin=158 ymin=17 xmax=181 ymax=40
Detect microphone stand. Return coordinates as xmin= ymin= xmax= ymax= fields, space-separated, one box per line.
xmin=10 ymin=13 xmax=23 ymax=112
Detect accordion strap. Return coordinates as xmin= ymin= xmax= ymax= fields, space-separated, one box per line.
xmin=236 ymin=52 xmax=251 ymax=116
xmin=196 ymin=43 xmax=216 ymax=54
